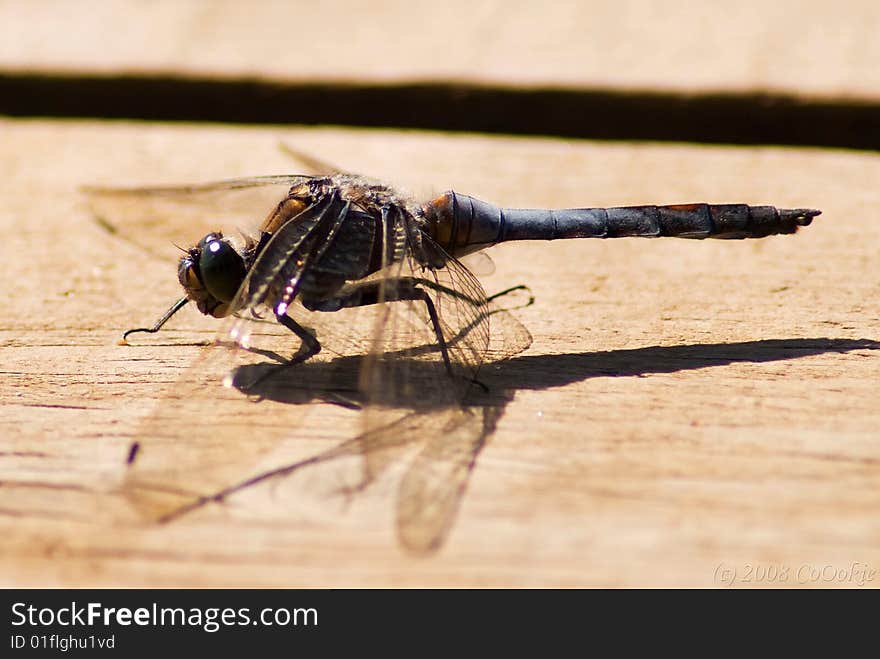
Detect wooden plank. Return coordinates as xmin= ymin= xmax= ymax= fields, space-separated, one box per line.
xmin=1 ymin=118 xmax=877 ymax=586
xmin=0 ymin=0 xmax=878 ymax=98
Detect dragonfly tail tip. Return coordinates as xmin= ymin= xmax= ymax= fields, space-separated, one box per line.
xmin=780 ymin=207 xmax=822 ymax=228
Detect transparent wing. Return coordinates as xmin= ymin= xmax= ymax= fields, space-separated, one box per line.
xmin=81 ymin=175 xmax=311 ymax=262
xmin=458 ymin=250 xmax=495 ymax=277
xmin=117 ymin=189 xmax=359 ymax=522
xmin=110 ymin=179 xmax=533 ymax=552
xmin=356 ymin=216 xmax=494 ymax=389
xmin=223 ymin=206 xmax=534 ymax=551
xmin=346 ymin=212 xmax=510 ymax=551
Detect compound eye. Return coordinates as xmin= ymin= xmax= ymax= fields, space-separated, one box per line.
xmin=198 ymin=236 xmax=247 ymax=303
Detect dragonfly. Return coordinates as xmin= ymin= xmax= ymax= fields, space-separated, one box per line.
xmin=104 ymin=172 xmax=819 ymax=373
xmin=85 ymin=172 xmax=819 ymax=550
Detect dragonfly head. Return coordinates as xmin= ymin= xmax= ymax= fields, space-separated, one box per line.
xmin=178 ymin=232 xmax=247 ymax=318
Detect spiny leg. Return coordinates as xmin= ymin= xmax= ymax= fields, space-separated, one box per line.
xmin=276 ymin=313 xmax=322 ymax=364
xmin=239 ymin=311 xmax=322 ymax=391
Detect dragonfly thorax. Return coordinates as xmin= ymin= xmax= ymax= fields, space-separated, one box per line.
xmin=178 ymin=232 xmax=247 ymax=318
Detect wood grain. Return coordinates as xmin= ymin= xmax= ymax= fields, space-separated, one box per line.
xmin=1 ymin=0 xmax=879 ymax=97
xmin=1 ymin=119 xmax=877 ymax=586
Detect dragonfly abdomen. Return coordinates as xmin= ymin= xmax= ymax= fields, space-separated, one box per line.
xmin=422 ymin=191 xmax=820 ymax=256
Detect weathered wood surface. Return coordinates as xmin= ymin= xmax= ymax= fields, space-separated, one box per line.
xmin=1 ymin=0 xmax=879 ymax=97
xmin=1 ymin=119 xmax=877 ymax=586
xmin=1 ymin=0 xmax=878 ymax=587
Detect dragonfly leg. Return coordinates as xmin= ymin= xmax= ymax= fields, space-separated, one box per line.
xmin=304 ymin=279 xmax=455 ymax=378
xmin=236 ymin=312 xmax=323 ymax=392
xmin=410 ymin=287 xmax=454 ymax=379
xmin=276 ymin=312 xmax=322 ymax=364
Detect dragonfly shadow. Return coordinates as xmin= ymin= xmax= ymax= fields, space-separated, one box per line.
xmin=487 ymin=337 xmax=880 ymax=392
xmin=214 ymin=336 xmax=877 ymax=554
xmin=229 ymin=354 xmax=513 ymax=410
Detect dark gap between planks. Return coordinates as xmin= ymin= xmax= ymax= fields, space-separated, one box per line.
xmin=1 ymin=72 xmax=878 ymax=150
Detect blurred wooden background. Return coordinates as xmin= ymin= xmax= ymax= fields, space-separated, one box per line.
xmin=0 ymin=0 xmax=878 ymax=587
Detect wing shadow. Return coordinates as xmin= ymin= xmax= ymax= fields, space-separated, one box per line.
xmin=195 ymin=337 xmax=878 ymax=554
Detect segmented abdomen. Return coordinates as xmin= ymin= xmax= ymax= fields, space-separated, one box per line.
xmin=421 ymin=191 xmax=821 ymax=256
